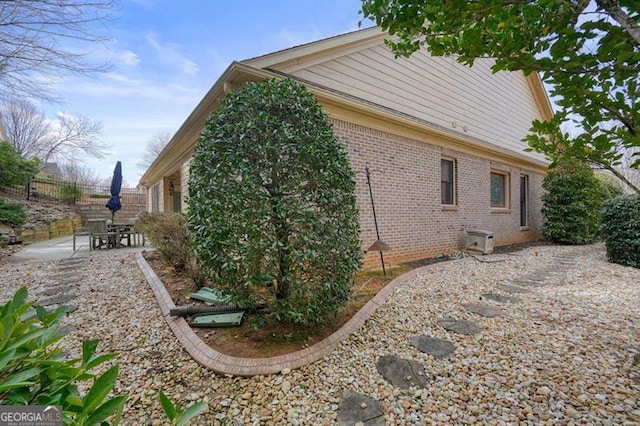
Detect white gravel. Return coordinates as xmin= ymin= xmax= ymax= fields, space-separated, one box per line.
xmin=1 ymin=243 xmax=638 ymax=425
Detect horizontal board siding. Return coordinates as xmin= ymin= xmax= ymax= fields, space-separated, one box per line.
xmin=290 ymin=43 xmax=544 ymax=161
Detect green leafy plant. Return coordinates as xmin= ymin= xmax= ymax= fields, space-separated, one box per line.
xmin=0 ymin=142 xmax=39 ymax=189
xmin=59 ymin=182 xmax=82 ymax=204
xmin=596 ymin=173 xmax=625 ymax=201
xmin=541 ymin=160 xmax=602 ymax=244
xmin=158 ymin=391 xmax=207 ymax=426
xmin=0 ymin=197 xmax=26 ymax=226
xmin=188 ymin=78 xmax=362 ymax=325
xmin=601 ymin=195 xmax=640 ymax=268
xmin=136 ymin=212 xmax=206 ymax=286
xmin=0 ymin=287 xmax=126 ymax=425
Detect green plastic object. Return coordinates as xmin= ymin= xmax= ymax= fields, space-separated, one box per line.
xmin=190 ymin=311 xmax=244 ymax=327
xmin=188 ymin=287 xmax=232 ymax=305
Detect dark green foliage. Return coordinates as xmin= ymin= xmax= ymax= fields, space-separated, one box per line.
xmin=0 ymin=142 xmax=39 ymax=189
xmin=59 ymin=182 xmax=82 ymax=203
xmin=0 ymin=197 xmax=26 ymax=226
xmin=136 ymin=212 xmax=206 ymax=286
xmin=188 ymin=78 xmax=362 ymax=325
xmin=542 ymin=161 xmax=602 ymax=244
xmin=158 ymin=391 xmax=207 ymax=426
xmin=601 ymin=195 xmax=640 ymax=268
xmin=0 ymin=287 xmax=126 ymax=424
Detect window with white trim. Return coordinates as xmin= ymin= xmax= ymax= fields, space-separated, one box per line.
xmin=490 ymin=171 xmax=509 ymax=208
xmin=441 ymin=159 xmax=456 ymax=205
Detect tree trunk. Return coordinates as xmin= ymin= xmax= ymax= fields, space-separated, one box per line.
xmin=596 ymin=0 xmax=640 ymax=46
xmin=270 ymin=194 xmax=291 ymax=300
xmin=603 ymin=164 xmax=640 ymax=194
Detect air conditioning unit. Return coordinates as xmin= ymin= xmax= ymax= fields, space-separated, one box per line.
xmin=466 ymin=230 xmax=494 ymax=254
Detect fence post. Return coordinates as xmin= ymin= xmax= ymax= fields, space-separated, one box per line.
xmin=26 ymin=179 xmax=31 ymax=201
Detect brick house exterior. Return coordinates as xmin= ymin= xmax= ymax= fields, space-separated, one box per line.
xmin=139 ymin=27 xmax=552 ymax=269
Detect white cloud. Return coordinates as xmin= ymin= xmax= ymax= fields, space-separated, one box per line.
xmin=145 ymin=32 xmax=199 ymax=75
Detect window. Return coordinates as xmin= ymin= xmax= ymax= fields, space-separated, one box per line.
xmin=441 ymin=159 xmax=455 ymax=205
xmin=490 ymin=172 xmax=509 ymax=208
xmin=151 ymin=184 xmax=160 ymax=212
xmin=520 ymin=175 xmax=528 ymax=226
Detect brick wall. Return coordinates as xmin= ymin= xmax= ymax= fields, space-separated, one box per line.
xmin=333 ymin=119 xmax=544 ymax=268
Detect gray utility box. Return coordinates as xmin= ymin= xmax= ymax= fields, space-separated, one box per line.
xmin=466 ymin=230 xmax=494 ymax=254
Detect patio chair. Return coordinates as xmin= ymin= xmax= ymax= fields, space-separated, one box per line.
xmin=72 ymin=221 xmax=89 ymax=251
xmin=127 ymin=217 xmax=145 ymax=247
xmin=87 ymin=219 xmax=116 ymax=250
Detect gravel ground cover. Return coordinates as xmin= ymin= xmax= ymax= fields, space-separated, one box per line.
xmin=1 ymin=243 xmax=638 ymax=425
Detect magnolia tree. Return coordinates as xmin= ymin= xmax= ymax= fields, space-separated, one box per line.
xmin=188 ymin=78 xmax=362 ymax=325
xmin=361 ymin=0 xmax=640 ymax=193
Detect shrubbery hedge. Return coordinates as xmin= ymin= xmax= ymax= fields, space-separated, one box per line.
xmin=136 ymin=212 xmax=206 ymax=286
xmin=601 ymin=195 xmax=640 ymax=268
xmin=0 ymin=197 xmax=26 ymax=227
xmin=541 ymin=160 xmax=602 ymax=244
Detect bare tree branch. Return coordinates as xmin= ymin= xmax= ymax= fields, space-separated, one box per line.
xmin=0 ymin=0 xmax=115 ymax=101
xmin=59 ymin=161 xmax=100 ymax=185
xmin=0 ymin=97 xmax=50 ymax=158
xmin=137 ymin=130 xmax=173 ymax=170
xmin=0 ymin=97 xmax=108 ymax=164
xmin=42 ymin=112 xmax=106 ymax=164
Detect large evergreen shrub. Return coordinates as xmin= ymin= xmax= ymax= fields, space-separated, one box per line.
xmin=601 ymin=195 xmax=640 ymax=268
xmin=0 ymin=142 xmax=39 ymax=189
xmin=188 ymin=78 xmax=362 ymax=325
xmin=541 ymin=160 xmax=602 ymax=244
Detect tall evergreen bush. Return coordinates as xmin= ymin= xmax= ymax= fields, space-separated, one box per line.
xmin=601 ymin=195 xmax=640 ymax=268
xmin=188 ymin=78 xmax=362 ymax=325
xmin=541 ymin=160 xmax=602 ymax=244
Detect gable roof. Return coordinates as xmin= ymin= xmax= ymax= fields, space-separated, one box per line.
xmin=140 ymin=27 xmax=553 ymax=187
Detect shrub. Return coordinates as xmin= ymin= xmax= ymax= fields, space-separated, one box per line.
xmin=188 ymin=78 xmax=362 ymax=325
xmin=0 ymin=197 xmax=26 ymax=226
xmin=595 ymin=172 xmax=624 ymax=201
xmin=542 ymin=160 xmax=602 ymax=244
xmin=0 ymin=287 xmax=126 ymax=424
xmin=601 ymin=195 xmax=640 ymax=268
xmin=136 ymin=212 xmax=206 ymax=286
xmin=59 ymin=182 xmax=82 ymax=203
xmin=0 ymin=142 xmax=39 ymax=189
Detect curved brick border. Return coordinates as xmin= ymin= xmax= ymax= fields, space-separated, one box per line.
xmin=137 ymin=251 xmax=443 ymax=376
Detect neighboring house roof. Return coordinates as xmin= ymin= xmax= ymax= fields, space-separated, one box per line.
xmin=139 ymin=27 xmax=553 ymax=187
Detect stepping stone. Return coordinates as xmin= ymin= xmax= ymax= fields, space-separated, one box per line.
xmin=376 ymin=355 xmax=430 ymax=389
xmin=57 ymin=265 xmax=83 ymax=272
xmin=50 ymin=272 xmax=81 ymax=281
xmin=337 ymin=392 xmax=385 ymax=426
xmin=57 ymin=325 xmax=76 ymax=335
xmin=497 ymin=284 xmax=531 ymax=294
xmin=481 ymin=293 xmax=521 ymax=304
xmin=37 ymin=294 xmax=76 ymax=307
xmin=58 ymin=258 xmax=84 ymax=265
xmin=38 ymin=286 xmax=75 ymax=297
xmin=511 ymin=280 xmax=546 ymax=287
xmin=411 ymin=335 xmax=455 ymax=359
xmin=439 ymin=318 xmax=481 ymax=335
xmin=464 ymin=303 xmax=504 ymax=318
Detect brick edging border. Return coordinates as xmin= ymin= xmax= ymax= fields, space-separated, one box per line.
xmin=136 ymin=251 xmax=444 ymax=376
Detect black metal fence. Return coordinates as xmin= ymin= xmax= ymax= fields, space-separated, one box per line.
xmin=2 ymin=177 xmax=145 ymax=205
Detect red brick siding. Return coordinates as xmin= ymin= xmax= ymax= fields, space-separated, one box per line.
xmin=332 ymin=119 xmax=543 ymax=268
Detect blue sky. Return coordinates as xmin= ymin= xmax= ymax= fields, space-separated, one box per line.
xmin=43 ymin=0 xmax=371 ymax=186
